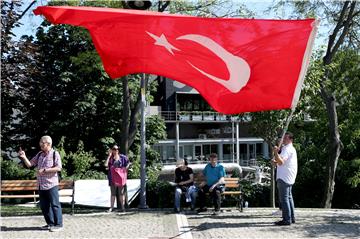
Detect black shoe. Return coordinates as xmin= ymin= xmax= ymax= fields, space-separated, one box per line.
xmin=174 ymin=208 xmax=180 ymax=213
xmin=40 ymin=225 xmax=51 ymax=230
xmin=196 ymin=207 xmax=207 ymax=213
xmin=292 ymin=219 xmax=296 ymax=224
xmin=274 ymin=220 xmax=291 ymax=226
xmin=190 ymin=206 xmax=195 ymax=211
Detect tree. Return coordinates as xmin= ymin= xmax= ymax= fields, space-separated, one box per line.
xmin=319 ymin=1 xmax=358 ymax=208
xmin=1 ymin=0 xmax=36 ymax=150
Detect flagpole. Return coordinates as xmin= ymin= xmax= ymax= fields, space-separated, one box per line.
xmin=278 ymin=107 xmax=296 ymax=147
xmin=139 ymin=73 xmax=148 ymax=209
xmin=271 ymin=107 xmax=297 ymax=208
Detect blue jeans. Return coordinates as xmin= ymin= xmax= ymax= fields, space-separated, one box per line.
xmin=39 ymin=186 xmax=63 ymax=227
xmin=174 ymin=187 xmax=197 ymax=210
xmin=277 ymin=179 xmax=295 ymax=223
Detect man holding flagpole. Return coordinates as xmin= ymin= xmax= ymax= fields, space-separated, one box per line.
xmin=273 ymin=132 xmax=298 ymax=226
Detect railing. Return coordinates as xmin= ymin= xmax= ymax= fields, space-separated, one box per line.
xmin=159 ymin=111 xmax=231 ymax=122
xmin=161 ymin=158 xmax=257 ymax=167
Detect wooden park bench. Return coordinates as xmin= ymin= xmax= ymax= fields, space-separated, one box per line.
xmin=194 ymin=175 xmax=243 ymax=212
xmin=1 ymin=179 xmax=75 ymax=214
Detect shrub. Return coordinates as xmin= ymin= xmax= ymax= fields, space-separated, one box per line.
xmin=65 ymin=140 xmax=97 ymax=178
xmin=146 ymin=180 xmax=174 ymax=208
xmin=0 ymin=157 xmax=35 ymax=180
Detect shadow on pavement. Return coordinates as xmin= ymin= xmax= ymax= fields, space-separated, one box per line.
xmin=1 ymin=226 xmax=43 ymax=232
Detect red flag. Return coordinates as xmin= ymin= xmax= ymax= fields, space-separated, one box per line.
xmin=34 ymin=6 xmax=317 ymax=114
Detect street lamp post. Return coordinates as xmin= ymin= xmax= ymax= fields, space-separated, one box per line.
xmin=139 ymin=73 xmax=148 ymax=209
xmin=126 ymin=0 xmax=152 ymax=209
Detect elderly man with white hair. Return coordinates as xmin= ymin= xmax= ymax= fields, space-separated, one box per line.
xmin=18 ymin=135 xmax=63 ymax=232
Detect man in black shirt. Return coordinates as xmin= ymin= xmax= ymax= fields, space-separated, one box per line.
xmin=174 ymin=159 xmax=197 ymax=213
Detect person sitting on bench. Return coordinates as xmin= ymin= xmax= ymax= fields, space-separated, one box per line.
xmin=174 ymin=159 xmax=197 ymax=213
xmin=197 ymin=153 xmax=226 ymax=215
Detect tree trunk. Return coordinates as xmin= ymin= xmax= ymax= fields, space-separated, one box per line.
xmin=120 ymin=75 xmax=148 ymax=152
xmin=128 ymin=75 xmax=148 ymax=147
xmin=320 ymin=89 xmax=343 ymax=208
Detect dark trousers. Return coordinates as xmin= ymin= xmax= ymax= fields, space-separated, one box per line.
xmin=198 ymin=185 xmax=222 ymax=211
xmin=39 ymin=186 xmax=63 ymax=227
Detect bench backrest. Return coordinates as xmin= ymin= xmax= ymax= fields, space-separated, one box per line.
xmin=193 ymin=175 xmax=240 ymax=189
xmin=1 ymin=180 xmax=74 ymax=192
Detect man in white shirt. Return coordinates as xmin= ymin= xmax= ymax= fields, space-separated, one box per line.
xmin=273 ymin=132 xmax=297 ymax=226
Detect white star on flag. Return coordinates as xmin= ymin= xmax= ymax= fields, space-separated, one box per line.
xmin=146 ymin=31 xmax=180 ymax=55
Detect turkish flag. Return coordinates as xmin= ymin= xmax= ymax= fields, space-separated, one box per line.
xmin=34 ymin=6 xmax=317 ymax=114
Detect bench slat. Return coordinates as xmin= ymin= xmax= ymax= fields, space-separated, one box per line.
xmin=0 ymin=194 xmax=40 ymax=199
xmin=1 ymin=180 xmax=74 ymax=190
xmin=1 ymin=187 xmax=38 ymax=191
xmin=224 ymin=183 xmax=240 ymax=187
xmin=223 ymin=191 xmax=241 ymax=195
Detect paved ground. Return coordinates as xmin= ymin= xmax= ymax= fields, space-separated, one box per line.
xmin=1 ymin=208 xmax=359 ymax=238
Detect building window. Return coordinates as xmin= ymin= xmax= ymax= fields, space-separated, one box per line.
xmin=165 ymin=145 xmax=175 ymax=162
xmin=177 ymin=93 xmax=214 ymax=112
xmin=223 ymin=144 xmax=233 ymax=161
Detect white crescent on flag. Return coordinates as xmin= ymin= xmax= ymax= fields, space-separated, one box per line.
xmin=147 ymin=31 xmax=251 ymax=93
xmin=177 ymin=34 xmax=251 ymax=93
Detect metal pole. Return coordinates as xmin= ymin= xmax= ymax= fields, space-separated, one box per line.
xmin=139 ymin=73 xmax=148 ymax=209
xmin=236 ymin=120 xmax=240 ymax=165
xmin=271 ymin=164 xmax=276 ymax=208
xmin=176 ymin=122 xmax=180 ymax=160
xmin=232 ymin=120 xmax=235 ymax=163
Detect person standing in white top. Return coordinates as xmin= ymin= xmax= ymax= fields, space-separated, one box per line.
xmin=273 ymin=132 xmax=297 ymax=226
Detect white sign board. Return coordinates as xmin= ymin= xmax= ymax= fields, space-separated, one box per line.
xmin=59 ymin=179 xmax=140 ymax=208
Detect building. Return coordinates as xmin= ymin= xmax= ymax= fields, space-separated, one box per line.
xmin=150 ymin=77 xmax=269 ymax=166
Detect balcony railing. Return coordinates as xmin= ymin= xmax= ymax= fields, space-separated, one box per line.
xmin=159 ymin=111 xmax=231 ymax=122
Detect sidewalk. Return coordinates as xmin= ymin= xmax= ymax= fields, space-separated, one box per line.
xmin=1 ymin=208 xmax=359 ymax=238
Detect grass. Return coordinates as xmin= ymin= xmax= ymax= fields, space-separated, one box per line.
xmin=1 ymin=203 xmax=107 ymax=217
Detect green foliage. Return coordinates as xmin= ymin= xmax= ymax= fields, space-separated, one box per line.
xmin=146 ymin=115 xmax=167 ymax=145
xmin=146 ymin=180 xmax=175 ymax=208
xmin=65 ymin=141 xmax=97 ymax=178
xmin=54 ymin=136 xmax=68 ymax=178
xmin=248 ymin=110 xmax=292 ymax=147
xmin=78 ymin=170 xmax=107 ymax=180
xmin=339 ymin=159 xmax=360 ymax=188
xmin=332 ymin=158 xmax=360 ymax=208
xmin=127 ymin=115 xmax=167 ymax=179
xmin=0 ymin=157 xmax=35 ymax=180
xmin=240 ymin=180 xmax=270 ymax=207
xmin=127 ymin=150 xmax=140 ymax=179
xmin=166 ymin=0 xmax=253 ymax=18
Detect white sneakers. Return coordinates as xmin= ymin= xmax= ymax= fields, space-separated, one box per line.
xmin=40 ymin=225 xmax=63 ymax=232
xmin=272 ymin=209 xmax=282 ymax=216
xmin=49 ymin=226 xmax=63 ymax=232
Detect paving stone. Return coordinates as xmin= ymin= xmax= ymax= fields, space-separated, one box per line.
xmin=1 ymin=208 xmax=359 ymax=238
